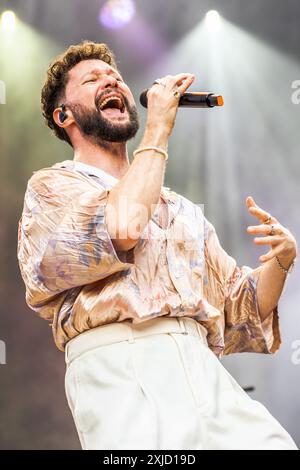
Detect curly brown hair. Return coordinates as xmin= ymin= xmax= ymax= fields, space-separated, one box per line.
xmin=41 ymin=40 xmax=118 ymax=147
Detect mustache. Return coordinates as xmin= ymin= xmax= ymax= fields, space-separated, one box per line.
xmin=66 ymin=98 xmax=140 ymax=144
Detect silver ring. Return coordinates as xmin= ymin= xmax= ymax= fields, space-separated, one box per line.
xmin=153 ymin=79 xmax=166 ymax=88
xmin=263 ymin=214 xmax=272 ymax=224
xmin=269 ymin=224 xmax=276 ymax=236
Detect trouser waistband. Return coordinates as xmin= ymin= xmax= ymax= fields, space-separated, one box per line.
xmin=65 ymin=316 xmax=208 ymax=365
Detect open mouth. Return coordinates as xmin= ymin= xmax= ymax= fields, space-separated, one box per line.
xmin=98 ymin=94 xmax=126 ymax=118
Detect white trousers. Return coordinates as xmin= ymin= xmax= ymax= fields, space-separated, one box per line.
xmin=64 ymin=316 xmax=297 ymax=450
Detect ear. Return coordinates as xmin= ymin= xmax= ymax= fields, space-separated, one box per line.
xmin=53 ymin=106 xmax=73 ymax=128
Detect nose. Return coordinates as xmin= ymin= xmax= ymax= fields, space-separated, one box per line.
xmin=104 ymin=75 xmax=118 ymax=89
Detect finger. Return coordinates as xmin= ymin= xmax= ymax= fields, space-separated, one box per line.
xmin=253 ymin=235 xmax=282 ymax=245
xmin=170 ymin=73 xmax=195 ymax=86
xmin=151 ymin=75 xmax=171 ymax=89
xmin=248 ymin=204 xmax=269 ymax=219
xmin=246 ymin=196 xmax=272 ymax=220
xmin=153 ymin=73 xmax=195 ymax=98
xmin=246 ymin=196 xmax=256 ymax=208
xmin=248 ymin=205 xmax=279 ymax=224
xmin=260 ymin=245 xmax=283 ymax=263
xmin=177 ymin=75 xmax=195 ymax=94
xmin=246 ymin=195 xmax=262 ymax=211
xmin=247 ymin=224 xmax=281 ymax=235
xmin=157 ymin=73 xmax=194 ymax=88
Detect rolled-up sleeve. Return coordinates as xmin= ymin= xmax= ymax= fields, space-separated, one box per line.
xmin=17 ymin=169 xmax=133 ymax=316
xmin=204 ymin=217 xmax=281 ymax=355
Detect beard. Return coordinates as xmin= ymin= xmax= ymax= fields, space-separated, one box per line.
xmin=67 ymin=93 xmax=140 ymax=145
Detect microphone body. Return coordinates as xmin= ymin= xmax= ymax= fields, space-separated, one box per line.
xmin=139 ymin=91 xmax=224 ymax=109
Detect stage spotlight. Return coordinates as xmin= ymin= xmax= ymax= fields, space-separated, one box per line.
xmin=205 ymin=10 xmax=221 ymax=32
xmin=99 ymin=0 xmax=135 ymax=29
xmin=0 ymin=10 xmax=16 ymax=32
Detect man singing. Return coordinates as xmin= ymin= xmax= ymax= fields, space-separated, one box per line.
xmin=17 ymin=41 xmax=297 ymax=449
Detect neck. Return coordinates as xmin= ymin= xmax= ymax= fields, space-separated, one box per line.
xmin=73 ymin=138 xmax=130 ymax=180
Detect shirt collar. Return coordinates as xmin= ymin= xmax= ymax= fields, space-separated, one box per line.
xmin=73 ymin=160 xmax=119 ymax=188
xmin=53 ymin=159 xmax=180 ymax=224
xmin=53 ymin=159 xmax=119 ymax=189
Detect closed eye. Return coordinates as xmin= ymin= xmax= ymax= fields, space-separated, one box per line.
xmin=83 ymin=78 xmax=97 ymax=84
xmin=82 ymin=76 xmax=124 ymax=85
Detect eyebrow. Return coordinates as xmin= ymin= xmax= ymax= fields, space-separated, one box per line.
xmin=81 ymin=69 xmax=123 ymax=82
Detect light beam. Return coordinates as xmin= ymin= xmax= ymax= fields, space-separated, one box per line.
xmin=0 ymin=10 xmax=16 ymax=32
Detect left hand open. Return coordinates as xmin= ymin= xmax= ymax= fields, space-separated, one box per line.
xmin=246 ymin=196 xmax=297 ymax=266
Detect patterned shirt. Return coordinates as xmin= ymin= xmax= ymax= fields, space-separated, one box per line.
xmin=17 ymin=159 xmax=280 ymax=356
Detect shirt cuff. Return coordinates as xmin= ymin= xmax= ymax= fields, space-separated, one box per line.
xmin=248 ymin=268 xmax=281 ymax=354
xmin=224 ymin=266 xmax=281 ymax=355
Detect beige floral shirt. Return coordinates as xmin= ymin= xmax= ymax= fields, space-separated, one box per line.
xmin=17 ymin=159 xmax=280 ymax=356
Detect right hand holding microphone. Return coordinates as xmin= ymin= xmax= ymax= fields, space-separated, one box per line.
xmin=145 ymin=73 xmax=195 ymax=137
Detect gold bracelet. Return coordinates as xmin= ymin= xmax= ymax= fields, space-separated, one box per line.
xmin=133 ymin=146 xmax=168 ymax=161
xmin=275 ymin=256 xmax=295 ymax=275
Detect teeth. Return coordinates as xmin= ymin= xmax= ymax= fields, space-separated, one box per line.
xmin=99 ymin=96 xmax=122 ymax=110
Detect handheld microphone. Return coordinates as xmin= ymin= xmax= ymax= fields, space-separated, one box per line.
xmin=139 ymin=90 xmax=224 ymax=109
